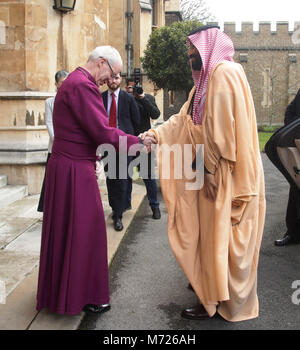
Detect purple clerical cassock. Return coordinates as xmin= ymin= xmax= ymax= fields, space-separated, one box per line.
xmin=36 ymin=67 xmax=139 ymax=315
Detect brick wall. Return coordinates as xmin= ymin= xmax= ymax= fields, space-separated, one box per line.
xmin=220 ymin=21 xmax=300 ymax=125
xmin=164 ymin=21 xmax=300 ymax=125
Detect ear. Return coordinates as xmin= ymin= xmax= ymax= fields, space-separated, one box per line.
xmin=96 ymin=58 xmax=105 ymax=70
xmin=100 ymin=58 xmax=106 ymax=66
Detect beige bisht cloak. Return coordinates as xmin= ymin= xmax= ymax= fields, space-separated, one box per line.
xmin=151 ymin=61 xmax=266 ymax=322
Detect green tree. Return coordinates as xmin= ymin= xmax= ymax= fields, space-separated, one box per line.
xmin=141 ymin=20 xmax=203 ymax=96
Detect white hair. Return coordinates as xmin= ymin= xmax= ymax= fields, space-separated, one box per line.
xmin=88 ymin=45 xmax=123 ymax=67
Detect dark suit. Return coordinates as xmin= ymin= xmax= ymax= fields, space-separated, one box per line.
xmin=284 ymin=89 xmax=300 ymax=125
xmin=102 ymin=89 xmax=140 ymax=136
xmin=284 ymin=89 xmax=300 ymax=242
xmin=102 ymin=89 xmax=140 ymax=218
xmin=128 ymin=93 xmax=161 ymax=210
xmin=135 ymin=94 xmax=160 ymax=135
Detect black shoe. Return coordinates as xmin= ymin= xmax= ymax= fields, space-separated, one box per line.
xmin=181 ymin=304 xmax=209 ymax=320
xmin=114 ymin=217 xmax=123 ymax=231
xmin=274 ymin=233 xmax=294 ymax=246
xmin=187 ymin=283 xmax=195 ymax=292
xmin=152 ymin=207 xmax=161 ymax=220
xmin=83 ymin=304 xmax=111 ymax=314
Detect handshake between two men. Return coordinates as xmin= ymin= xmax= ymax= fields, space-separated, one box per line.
xmin=95 ymin=131 xmax=157 ymax=179
xmin=96 ymin=129 xmax=218 ymax=203
xmin=138 ymin=131 xmax=157 ymax=153
xmin=139 ymin=130 xmax=218 ymax=202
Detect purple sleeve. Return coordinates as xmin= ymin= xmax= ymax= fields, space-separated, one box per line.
xmin=69 ymin=80 xmax=139 ymax=150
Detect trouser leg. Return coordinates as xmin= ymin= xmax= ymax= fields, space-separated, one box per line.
xmin=126 ymin=177 xmax=133 ymax=209
xmin=106 ymin=177 xmax=128 ymax=219
xmin=143 ymin=178 xmax=159 ymax=208
xmin=37 ymin=153 xmax=51 ymax=212
xmin=139 ymin=151 xmax=159 ymax=208
xmin=286 ymin=186 xmax=300 ymax=242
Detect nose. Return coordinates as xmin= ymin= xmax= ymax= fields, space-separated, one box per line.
xmin=188 ymin=46 xmax=196 ymax=58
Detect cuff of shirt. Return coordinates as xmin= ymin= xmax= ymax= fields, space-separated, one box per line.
xmin=137 ymin=136 xmax=144 ymax=145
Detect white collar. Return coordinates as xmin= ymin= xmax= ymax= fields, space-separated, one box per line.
xmin=109 ymin=87 xmax=120 ymax=98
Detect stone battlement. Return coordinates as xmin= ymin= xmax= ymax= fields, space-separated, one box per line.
xmin=208 ymin=21 xmax=300 ymax=34
xmin=207 ymin=21 xmax=300 ymax=49
xmin=203 ymin=21 xmax=300 ymax=127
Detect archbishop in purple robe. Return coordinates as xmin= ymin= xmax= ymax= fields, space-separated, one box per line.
xmin=36 ymin=46 xmax=153 ymax=315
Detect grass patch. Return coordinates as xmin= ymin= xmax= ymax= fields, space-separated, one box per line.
xmin=257 ymin=124 xmax=281 ymax=133
xmin=259 ymin=132 xmax=273 ymax=152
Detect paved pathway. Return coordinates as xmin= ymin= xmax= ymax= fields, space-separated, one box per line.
xmin=80 ymin=154 xmax=300 ymax=330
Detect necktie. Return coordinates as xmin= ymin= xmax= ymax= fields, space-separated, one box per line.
xmin=109 ymin=92 xmax=117 ymax=128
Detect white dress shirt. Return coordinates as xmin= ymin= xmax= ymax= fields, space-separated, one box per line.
xmin=45 ymin=96 xmax=55 ymax=153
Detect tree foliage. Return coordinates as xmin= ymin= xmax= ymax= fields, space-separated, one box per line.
xmin=141 ymin=20 xmax=203 ymax=93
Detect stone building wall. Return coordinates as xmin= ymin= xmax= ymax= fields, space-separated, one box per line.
xmin=0 ymin=0 xmax=109 ymax=194
xmin=164 ymin=21 xmax=300 ymax=126
xmin=221 ymin=21 xmax=300 ymax=125
xmin=104 ymin=0 xmax=166 ymax=124
xmin=0 ymin=0 xmax=170 ymax=193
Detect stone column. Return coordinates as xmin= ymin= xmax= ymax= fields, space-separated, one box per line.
xmin=0 ymin=0 xmax=109 ymax=194
xmin=0 ymin=2 xmax=52 ymax=194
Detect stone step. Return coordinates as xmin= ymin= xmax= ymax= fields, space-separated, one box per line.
xmin=0 ymin=175 xmax=7 ymax=189
xmin=0 ymin=185 xmax=28 ymax=210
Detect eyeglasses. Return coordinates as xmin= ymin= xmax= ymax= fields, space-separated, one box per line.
xmin=98 ymin=56 xmax=117 ymax=79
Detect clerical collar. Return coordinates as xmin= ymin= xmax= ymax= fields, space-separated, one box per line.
xmin=77 ymin=67 xmax=96 ymax=85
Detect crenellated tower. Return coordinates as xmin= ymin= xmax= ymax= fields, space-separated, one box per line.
xmin=208 ymin=21 xmax=300 ymax=125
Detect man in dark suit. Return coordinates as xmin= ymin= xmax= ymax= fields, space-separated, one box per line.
xmin=275 ymin=88 xmax=300 ymax=246
xmin=102 ymin=73 xmax=140 ymax=231
xmin=125 ymin=78 xmax=161 ymax=219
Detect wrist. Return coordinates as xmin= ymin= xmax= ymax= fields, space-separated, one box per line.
xmin=138 ymin=136 xmax=144 ymax=145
